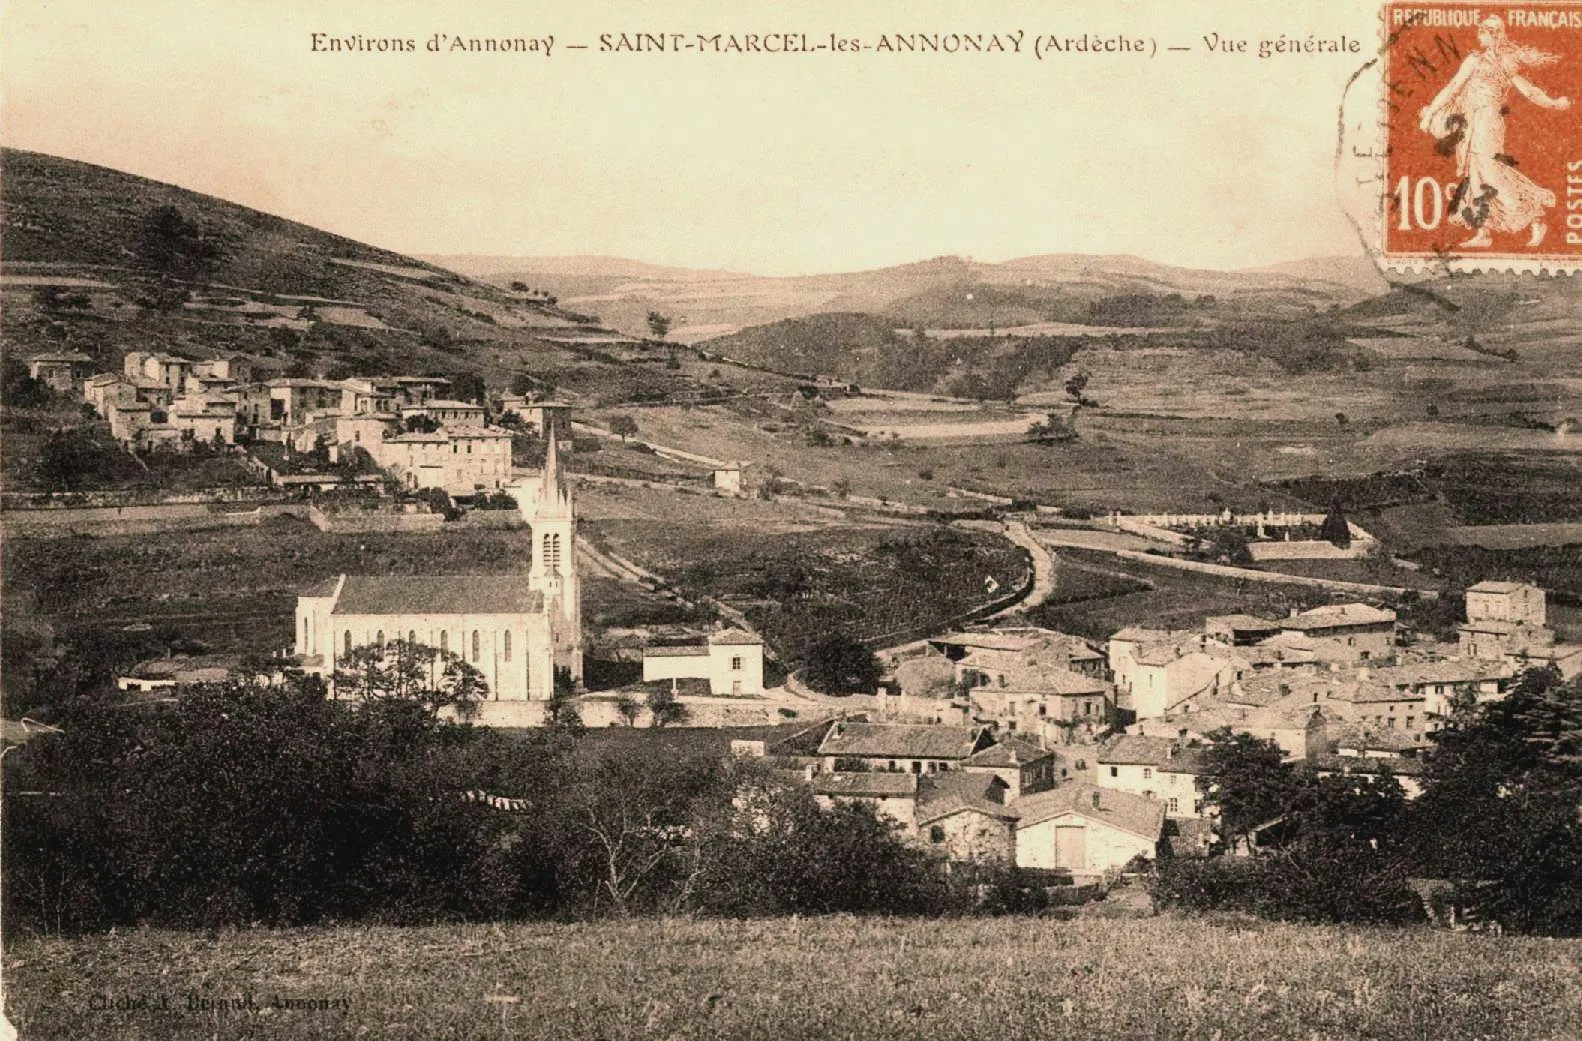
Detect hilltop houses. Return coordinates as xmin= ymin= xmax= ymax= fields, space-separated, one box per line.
xmin=74 ymin=351 xmax=542 ymax=496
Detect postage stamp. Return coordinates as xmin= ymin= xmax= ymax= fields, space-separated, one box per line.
xmin=1380 ymin=1 xmax=1582 ymax=270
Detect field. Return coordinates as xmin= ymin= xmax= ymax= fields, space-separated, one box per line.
xmin=583 ymin=497 xmax=1028 ymax=657
xmin=5 ymin=915 xmax=1579 ymax=1041
xmin=1027 ymin=549 xmax=1332 ymax=640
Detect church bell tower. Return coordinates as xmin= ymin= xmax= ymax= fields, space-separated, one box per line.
xmin=515 ymin=428 xmax=582 ymax=681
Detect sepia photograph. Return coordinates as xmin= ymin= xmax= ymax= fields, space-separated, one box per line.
xmin=1 ymin=0 xmax=1580 ymax=1038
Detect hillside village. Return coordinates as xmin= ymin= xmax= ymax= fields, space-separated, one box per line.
xmin=17 ymin=340 xmax=1582 ymax=882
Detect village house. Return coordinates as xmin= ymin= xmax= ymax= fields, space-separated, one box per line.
xmin=959 ymin=734 xmax=1064 ymax=799
xmin=27 ymin=351 xmax=94 ymax=391
xmin=816 ymin=721 xmax=994 ymax=775
xmin=1014 ymin=782 xmax=1166 ymax=875
xmin=1096 ymin=735 xmax=1210 ymax=818
xmin=641 ymin=628 xmax=766 ymax=695
xmin=1202 ymin=614 xmax=1283 ymax=647
xmin=809 ymin=772 xmax=920 ymax=829
xmin=406 ymin=399 xmax=486 ymax=428
xmin=1108 ymin=628 xmax=1237 ymax=721
xmin=370 ymin=426 xmax=514 ymax=495
xmin=1276 ymin=603 xmax=1397 ymax=663
xmin=914 ymin=772 xmax=1019 ymax=863
xmin=957 ymin=647 xmax=1112 ymax=732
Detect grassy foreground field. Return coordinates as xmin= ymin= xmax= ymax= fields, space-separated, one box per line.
xmin=5 ymin=914 xmax=1579 ymax=1041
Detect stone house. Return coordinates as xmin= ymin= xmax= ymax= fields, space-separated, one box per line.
xmin=1014 ymin=782 xmax=1167 ymax=874
xmin=641 ymin=628 xmax=766 ymax=695
xmin=1096 ymin=734 xmax=1210 ymax=818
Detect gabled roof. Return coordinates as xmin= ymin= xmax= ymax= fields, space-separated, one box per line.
xmin=1015 ymin=782 xmax=1166 ymax=841
xmin=963 ymin=735 xmax=1056 ymax=769
xmin=1310 ymin=752 xmax=1425 ymax=778
xmin=817 ymin=722 xmax=989 ymax=761
xmin=329 ymin=575 xmax=544 ymax=616
xmin=1467 ymin=581 xmax=1531 ymax=594
xmin=644 ymin=645 xmax=710 ymax=658
xmin=302 ymin=577 xmax=341 ymax=597
xmin=1098 ymin=734 xmax=1209 ymax=772
xmin=916 ymin=772 xmax=1018 ymax=824
xmin=810 ymin=772 xmax=919 ymax=799
xmin=1282 ymin=603 xmax=1396 ymax=631
xmin=1110 ymin=626 xmax=1176 ymax=643
xmin=709 ymin=628 xmax=763 ymax=646
xmin=1204 ymin=614 xmax=1280 ymax=632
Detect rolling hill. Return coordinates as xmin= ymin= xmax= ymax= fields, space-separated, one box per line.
xmin=0 ymin=148 xmax=697 ymax=404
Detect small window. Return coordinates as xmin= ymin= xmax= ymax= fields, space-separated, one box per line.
xmin=731 ymin=655 xmax=743 ymax=671
xmin=929 ymin=825 xmax=945 ymax=843
xmin=1109 ymin=766 xmax=1118 ymax=778
xmin=1168 ymin=797 xmax=1180 ymax=813
xmin=1084 ymin=702 xmax=1093 ymax=716
xmin=1143 ymin=767 xmax=1153 ymax=780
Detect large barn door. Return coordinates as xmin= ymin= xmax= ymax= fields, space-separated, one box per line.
xmin=1054 ymin=825 xmax=1087 ymax=870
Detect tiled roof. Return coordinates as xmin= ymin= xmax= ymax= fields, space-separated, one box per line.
xmin=1329 ymin=722 xmax=1430 ymax=752
xmin=644 ymin=645 xmax=709 ymax=658
xmin=1204 ymin=614 xmax=1281 ymax=632
xmin=959 ymin=653 xmax=1107 ymax=695
xmin=1282 ymin=604 xmax=1396 ymax=631
xmin=1368 ymin=660 xmax=1507 ymax=688
xmin=818 ymin=722 xmax=988 ymax=760
xmin=709 ymin=628 xmax=763 ymax=646
xmin=330 ymin=575 xmax=544 ymax=616
xmin=810 ymin=772 xmax=919 ymax=799
xmin=1110 ymin=626 xmax=1175 ymax=643
xmin=916 ymin=772 xmax=1018 ymax=824
xmin=1311 ymin=752 xmax=1425 ymax=777
xmin=964 ymin=735 xmax=1056 ymax=768
xmin=1098 ymin=734 xmax=1209 ymax=772
xmin=1467 ymin=581 xmax=1529 ymax=594
xmin=1015 ymin=782 xmax=1166 ymax=841
xmin=302 ymin=575 xmax=343 ymax=601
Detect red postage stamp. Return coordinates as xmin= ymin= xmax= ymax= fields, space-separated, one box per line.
xmin=1381 ymin=2 xmax=1582 ymax=268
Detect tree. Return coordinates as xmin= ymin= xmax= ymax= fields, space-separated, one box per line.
xmin=646 ymin=686 xmax=688 ymax=728
xmin=1335 ymin=412 xmax=1349 ymax=429
xmin=615 ymin=694 xmax=642 ymax=727
xmin=331 ymin=639 xmax=487 ymax=719
xmin=1319 ymin=503 xmax=1352 ymax=549
xmin=1408 ymin=666 xmax=1582 ymax=934
xmin=646 ymin=311 xmax=672 ymax=340
xmin=546 ymin=668 xmax=584 ymax=734
xmin=447 ymin=372 xmax=487 ymax=405
xmin=1064 ymin=372 xmax=1090 ymax=403
xmin=608 ymin=414 xmax=639 ymax=443
xmin=802 ymin=634 xmax=882 ymax=695
xmin=134 ymin=205 xmax=223 ymax=283
xmin=1197 ymin=730 xmax=1300 ymax=851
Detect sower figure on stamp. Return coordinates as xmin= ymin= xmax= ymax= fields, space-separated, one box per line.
xmin=1418 ymin=15 xmax=1571 ymax=249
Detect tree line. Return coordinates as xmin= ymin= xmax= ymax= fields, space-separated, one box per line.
xmin=1 ymin=666 xmax=950 ymax=935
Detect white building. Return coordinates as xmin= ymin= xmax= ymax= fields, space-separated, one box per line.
xmin=294 ymin=434 xmax=582 ymax=700
xmin=641 ymin=629 xmax=766 ymax=695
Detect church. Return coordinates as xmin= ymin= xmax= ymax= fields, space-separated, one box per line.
xmin=293 ymin=434 xmax=582 ymax=701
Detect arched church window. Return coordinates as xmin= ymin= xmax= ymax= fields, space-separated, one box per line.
xmin=344 ymin=630 xmax=352 ymax=656
xmin=408 ymin=630 xmax=416 ymax=645
xmin=472 ymin=630 xmax=481 ymax=661
xmin=440 ymin=631 xmax=448 ymax=653
xmin=376 ymin=630 xmax=384 ymax=647
xmin=503 ymin=630 xmax=512 ymax=662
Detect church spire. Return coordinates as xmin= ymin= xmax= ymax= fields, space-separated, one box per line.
xmin=543 ymin=425 xmax=565 ymax=506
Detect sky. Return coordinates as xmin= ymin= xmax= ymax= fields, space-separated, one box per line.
xmin=2 ymin=0 xmax=1390 ymax=276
